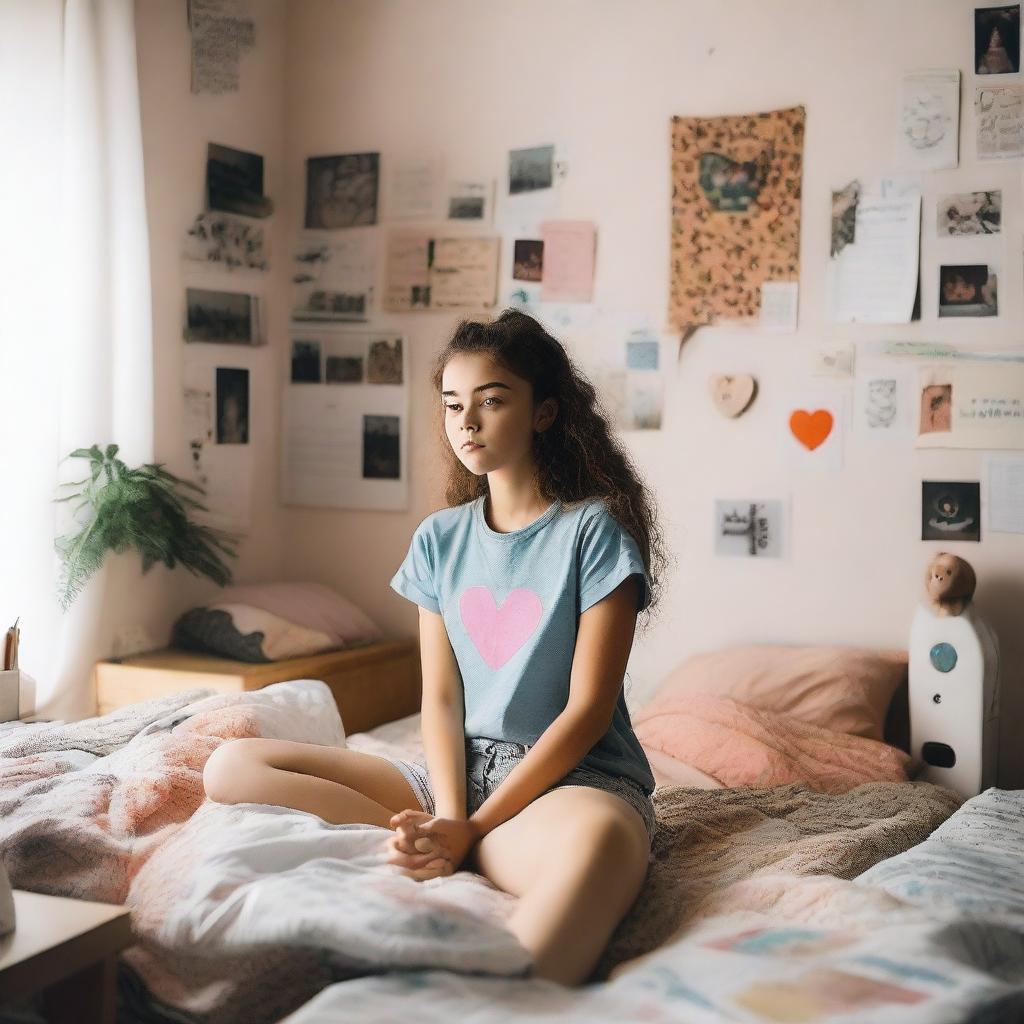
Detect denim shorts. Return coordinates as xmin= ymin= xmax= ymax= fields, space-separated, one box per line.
xmin=379 ymin=736 xmax=657 ymax=863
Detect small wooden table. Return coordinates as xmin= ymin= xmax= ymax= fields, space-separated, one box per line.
xmin=0 ymin=890 xmax=133 ymax=1023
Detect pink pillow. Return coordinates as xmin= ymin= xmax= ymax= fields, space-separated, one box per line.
xmin=635 ymin=693 xmax=911 ymax=793
xmin=639 ymin=644 xmax=908 ymax=741
xmin=215 ymin=582 xmax=383 ymax=647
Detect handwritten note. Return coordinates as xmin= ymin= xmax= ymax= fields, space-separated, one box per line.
xmin=976 ymin=85 xmax=1024 ymax=159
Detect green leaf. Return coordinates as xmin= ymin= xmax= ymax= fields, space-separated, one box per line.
xmin=54 ymin=442 xmax=237 ymax=610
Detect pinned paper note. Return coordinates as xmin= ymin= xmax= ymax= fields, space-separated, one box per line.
xmin=759 ymin=281 xmax=799 ymax=333
xmin=387 ymin=157 xmax=443 ymax=220
xmin=915 ymin=364 xmax=1024 ymax=449
xmin=812 ymin=343 xmax=856 ymax=377
xmin=539 ymin=220 xmax=596 ymax=303
xmin=976 ymin=85 xmax=1024 ymax=159
xmin=828 ymin=179 xmax=921 ymax=324
xmin=985 ymin=455 xmax=1024 ymax=533
xmin=713 ymin=498 xmax=787 ymax=558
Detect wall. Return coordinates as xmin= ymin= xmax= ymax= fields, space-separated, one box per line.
xmin=282 ymin=0 xmax=1024 ymax=786
xmin=131 ymin=0 xmax=290 ymax=650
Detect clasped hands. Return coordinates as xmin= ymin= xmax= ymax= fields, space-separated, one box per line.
xmin=385 ymin=809 xmax=481 ymax=880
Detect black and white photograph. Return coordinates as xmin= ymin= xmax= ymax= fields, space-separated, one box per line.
xmin=509 ymin=144 xmax=555 ymax=194
xmin=936 ymin=190 xmax=1001 ymax=235
xmin=290 ymin=340 xmax=321 ymax=383
xmin=513 ymin=239 xmax=544 ymax=281
xmin=975 ymin=4 xmax=1021 ymax=74
xmin=713 ymin=499 xmax=785 ymax=558
xmin=362 ymin=414 xmax=400 ymax=479
xmin=216 ymin=367 xmax=249 ymax=444
xmin=447 ymin=179 xmax=491 ymax=220
xmin=206 ymin=143 xmax=273 ymax=218
xmin=921 ymin=480 xmax=981 ymax=541
xmin=292 ymin=235 xmax=375 ymax=322
xmin=184 ymin=211 xmax=268 ymax=270
xmin=305 ymin=152 xmax=380 ymax=229
xmin=184 ymin=288 xmax=262 ymax=344
xmin=938 ymin=264 xmax=998 ymax=316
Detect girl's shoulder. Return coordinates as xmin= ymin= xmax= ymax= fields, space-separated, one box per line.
xmin=563 ymin=495 xmax=613 ymax=526
xmin=412 ymin=498 xmax=478 ymax=539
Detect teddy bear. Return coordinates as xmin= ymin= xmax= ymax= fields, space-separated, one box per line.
xmin=924 ymin=552 xmax=977 ymax=617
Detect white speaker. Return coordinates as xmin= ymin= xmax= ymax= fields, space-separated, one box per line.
xmin=908 ymin=601 xmax=1000 ymax=799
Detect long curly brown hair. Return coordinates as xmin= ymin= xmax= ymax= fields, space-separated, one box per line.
xmin=429 ymin=308 xmax=669 ymax=629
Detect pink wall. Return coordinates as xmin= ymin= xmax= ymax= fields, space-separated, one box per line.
xmin=135 ymin=0 xmax=1024 ymax=785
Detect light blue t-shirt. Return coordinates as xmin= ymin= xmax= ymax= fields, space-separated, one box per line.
xmin=389 ymin=494 xmax=656 ymax=795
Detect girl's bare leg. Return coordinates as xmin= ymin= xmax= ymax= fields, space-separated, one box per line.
xmin=203 ymin=737 xmax=445 ymax=877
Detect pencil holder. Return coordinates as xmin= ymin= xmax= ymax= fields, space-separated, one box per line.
xmin=0 ymin=669 xmax=33 ymax=722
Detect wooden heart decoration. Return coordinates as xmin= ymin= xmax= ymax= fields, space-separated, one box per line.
xmin=789 ymin=409 xmax=834 ymax=450
xmin=708 ymin=374 xmax=757 ymax=418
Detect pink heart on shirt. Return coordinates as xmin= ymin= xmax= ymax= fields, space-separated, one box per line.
xmin=460 ymin=586 xmax=543 ymax=669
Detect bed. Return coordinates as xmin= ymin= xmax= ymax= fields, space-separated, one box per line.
xmin=0 ymin=675 xmax=1021 ymax=1024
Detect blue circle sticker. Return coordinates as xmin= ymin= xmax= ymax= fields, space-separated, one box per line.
xmin=930 ymin=642 xmax=957 ymax=673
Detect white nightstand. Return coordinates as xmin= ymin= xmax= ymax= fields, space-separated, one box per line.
xmin=0 ymin=890 xmax=132 ymax=1023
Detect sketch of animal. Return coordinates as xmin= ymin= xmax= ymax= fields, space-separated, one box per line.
xmin=866 ymin=378 xmax=898 ymax=428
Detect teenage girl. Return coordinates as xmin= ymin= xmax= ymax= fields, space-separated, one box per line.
xmin=203 ymin=309 xmax=668 ymax=987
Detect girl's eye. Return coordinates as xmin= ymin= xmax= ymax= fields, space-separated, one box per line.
xmin=443 ymin=397 xmax=501 ymax=411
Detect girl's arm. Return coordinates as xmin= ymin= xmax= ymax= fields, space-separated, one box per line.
xmin=466 ymin=575 xmax=640 ymax=839
xmin=417 ymin=605 xmax=468 ymax=820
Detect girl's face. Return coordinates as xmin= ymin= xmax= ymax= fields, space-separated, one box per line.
xmin=441 ymin=352 xmax=555 ymax=476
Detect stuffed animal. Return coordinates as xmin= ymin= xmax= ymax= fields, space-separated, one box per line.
xmin=924 ymin=552 xmax=976 ymax=617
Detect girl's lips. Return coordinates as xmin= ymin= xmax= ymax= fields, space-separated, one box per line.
xmin=462 ymin=442 xmax=484 ymax=450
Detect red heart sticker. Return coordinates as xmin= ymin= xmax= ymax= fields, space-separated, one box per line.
xmin=789 ymin=409 xmax=834 ymax=451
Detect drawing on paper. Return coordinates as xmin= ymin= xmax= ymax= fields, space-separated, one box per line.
xmin=866 ymin=379 xmax=899 ymax=430
xmin=920 ymin=383 xmax=953 ymax=434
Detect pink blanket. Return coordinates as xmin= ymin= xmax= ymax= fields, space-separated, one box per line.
xmin=634 ymin=693 xmax=910 ymax=792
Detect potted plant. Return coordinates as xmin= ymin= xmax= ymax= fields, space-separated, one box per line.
xmin=53 ymin=444 xmax=238 ymax=611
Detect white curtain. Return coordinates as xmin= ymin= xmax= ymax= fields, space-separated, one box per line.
xmin=0 ymin=0 xmax=153 ymax=721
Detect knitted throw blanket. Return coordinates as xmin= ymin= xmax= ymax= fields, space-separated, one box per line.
xmin=594 ymin=779 xmax=962 ymax=980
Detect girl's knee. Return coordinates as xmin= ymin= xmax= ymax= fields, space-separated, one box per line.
xmin=203 ymin=738 xmax=266 ymax=804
